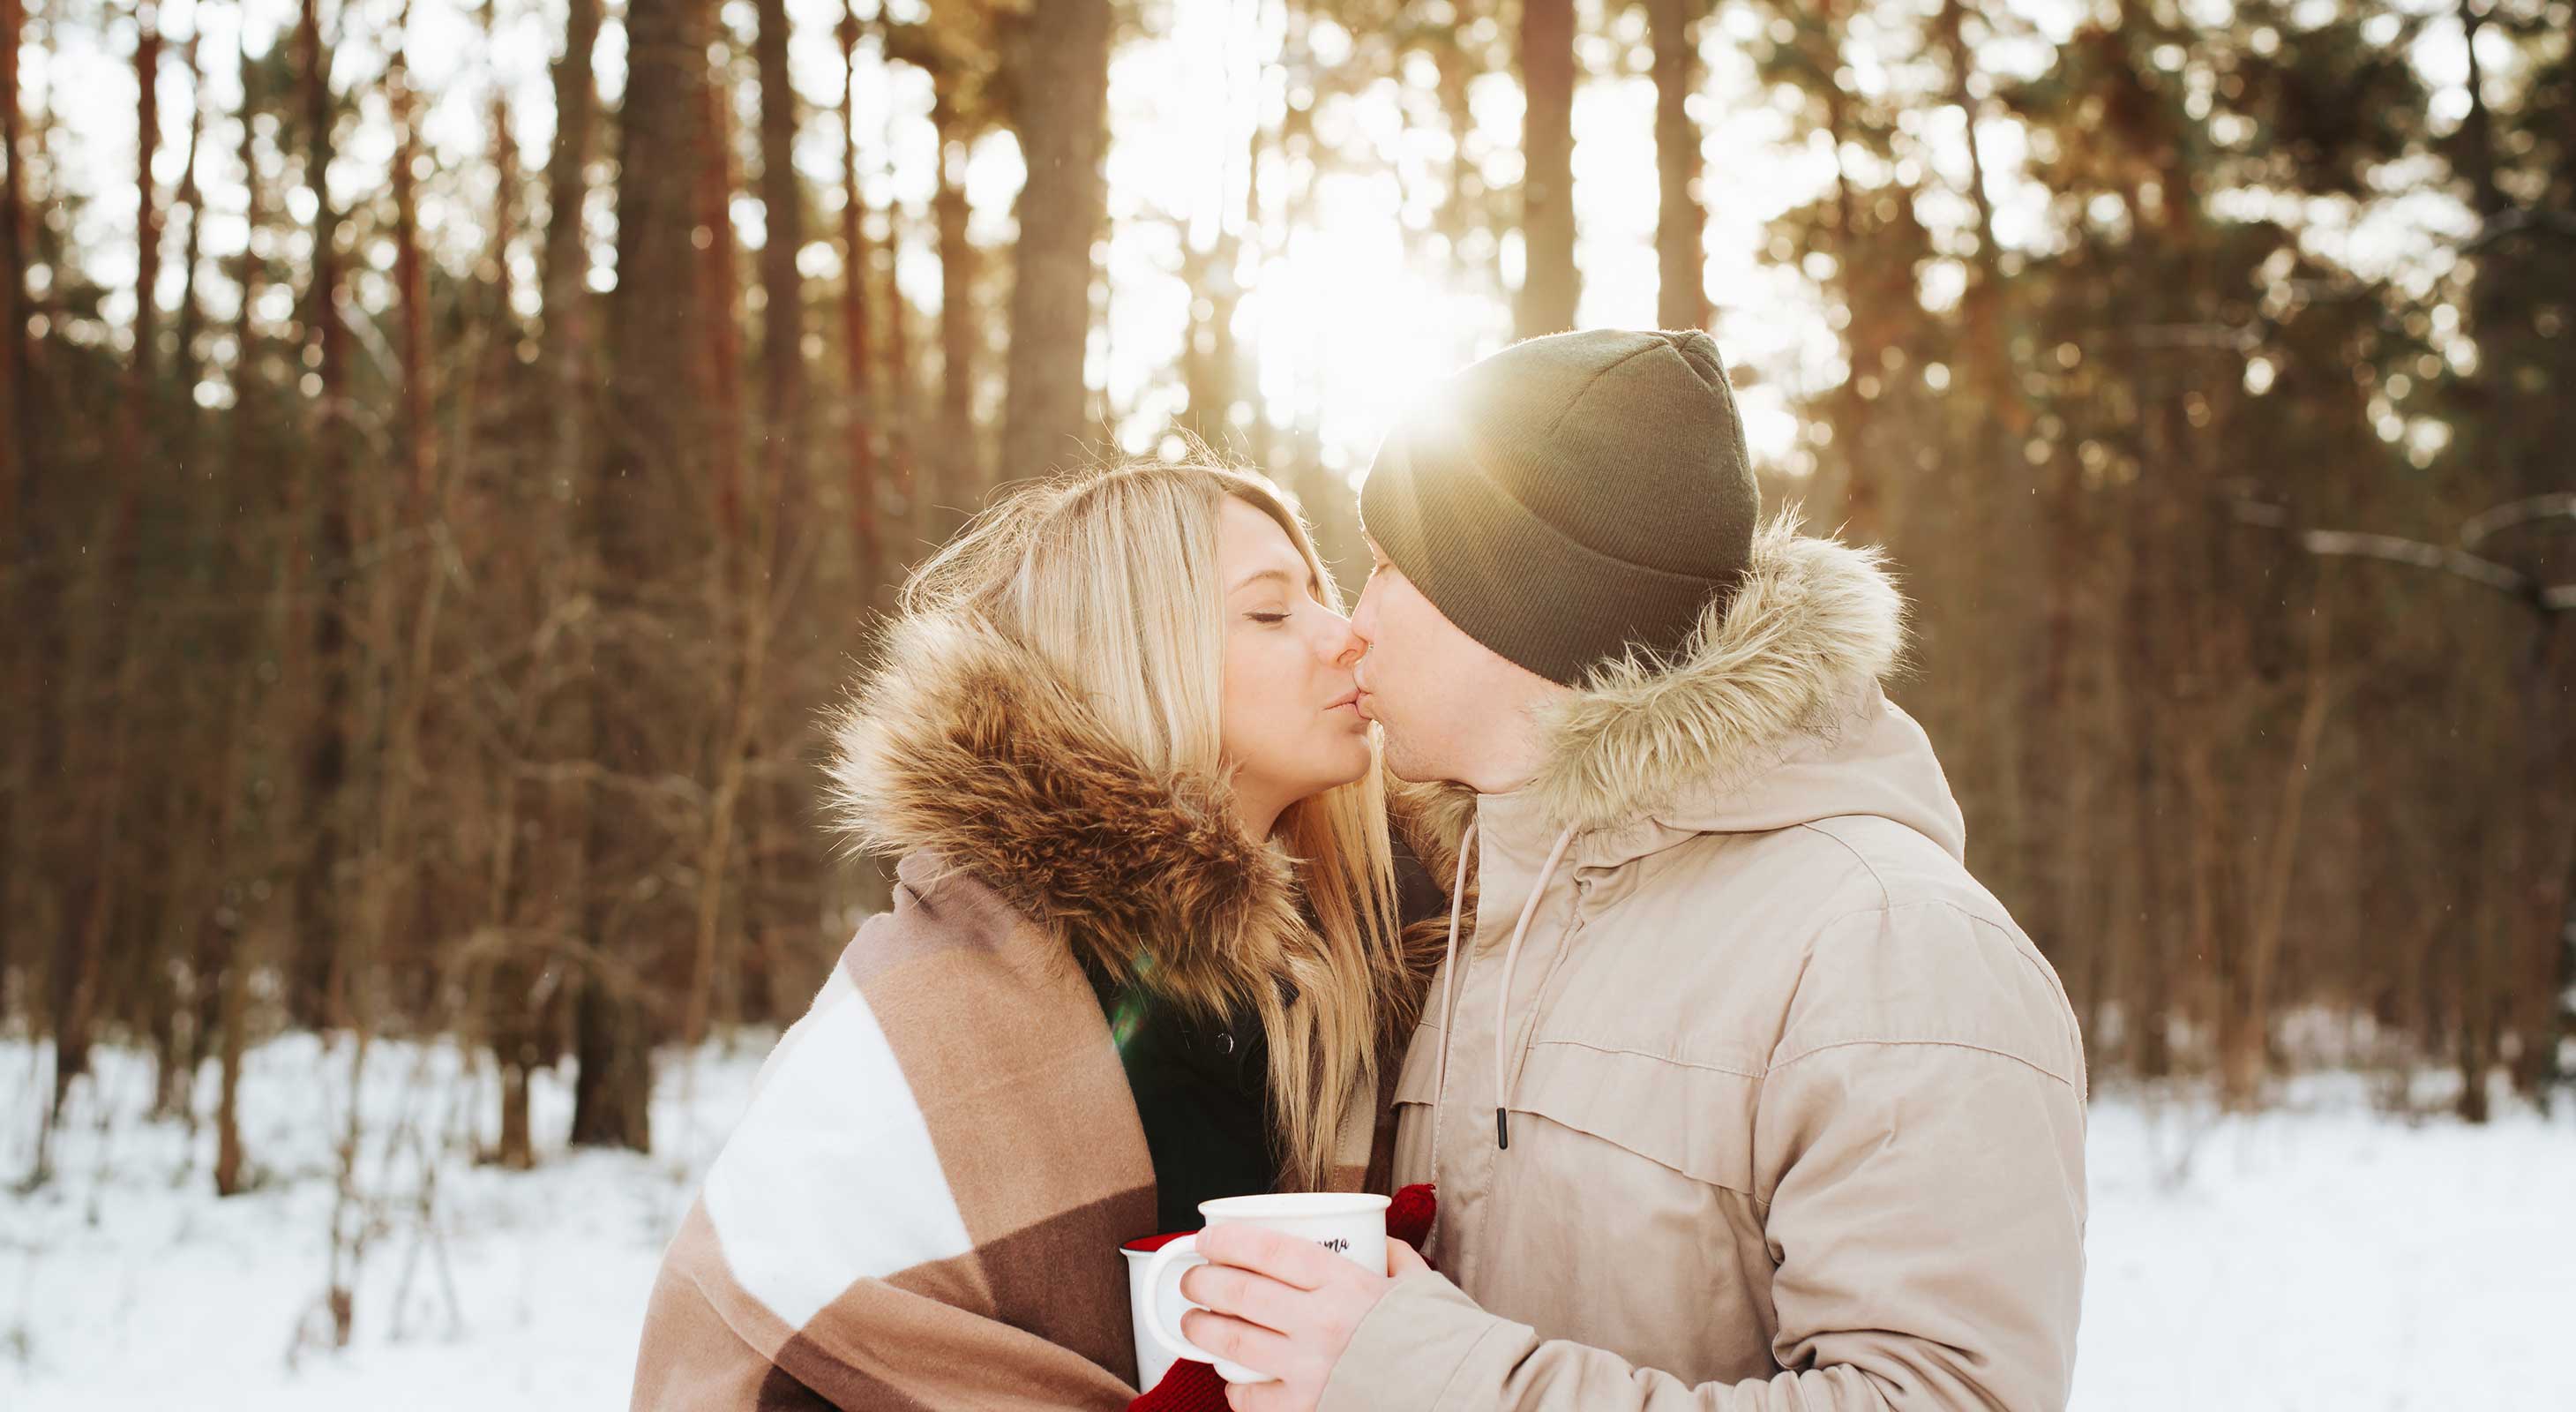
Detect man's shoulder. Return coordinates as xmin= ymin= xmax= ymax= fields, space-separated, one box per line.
xmin=1772 ymin=895 xmax=2084 ymax=1092
xmin=1629 ymin=823 xmax=2078 ymax=1086
xmin=1638 ymin=810 xmax=2011 ymax=931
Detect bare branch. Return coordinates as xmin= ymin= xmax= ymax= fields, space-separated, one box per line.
xmin=2460 ymin=492 xmax=2576 ymax=550
xmin=2297 ymin=530 xmax=2535 ymax=597
xmin=2458 ymin=207 xmax=2576 ymax=252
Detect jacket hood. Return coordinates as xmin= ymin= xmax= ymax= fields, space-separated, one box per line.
xmin=823 ymin=612 xmax=1307 ymax=1018
xmin=1522 ymin=517 xmax=1965 ymax=857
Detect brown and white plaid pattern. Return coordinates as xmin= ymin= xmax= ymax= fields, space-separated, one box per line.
xmin=631 ymin=853 xmax=1383 ymax=1409
xmin=633 ymin=853 xmax=1157 ymax=1410
xmin=632 ymin=610 xmax=1396 ymax=1409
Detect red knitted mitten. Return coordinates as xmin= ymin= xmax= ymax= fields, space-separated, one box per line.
xmin=1388 ymin=1182 xmax=1436 ymax=1267
xmin=1127 ymin=1357 xmax=1230 ymax=1412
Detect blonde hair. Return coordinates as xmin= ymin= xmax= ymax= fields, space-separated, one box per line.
xmin=902 ymin=461 xmax=1420 ymax=1187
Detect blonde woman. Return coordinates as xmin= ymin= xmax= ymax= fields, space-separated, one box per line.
xmin=631 ymin=462 xmax=1447 ymax=1412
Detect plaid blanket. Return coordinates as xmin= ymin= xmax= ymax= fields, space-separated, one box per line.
xmin=631 ymin=855 xmax=1383 ymax=1409
xmin=632 ymin=612 xmax=1387 ymax=1409
xmin=632 ymin=853 xmax=1157 ymax=1409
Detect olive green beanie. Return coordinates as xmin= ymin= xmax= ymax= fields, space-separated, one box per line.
xmin=1359 ymin=328 xmax=1761 ymax=687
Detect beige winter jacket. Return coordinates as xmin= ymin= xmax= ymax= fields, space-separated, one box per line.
xmin=1322 ymin=524 xmax=2088 ymax=1412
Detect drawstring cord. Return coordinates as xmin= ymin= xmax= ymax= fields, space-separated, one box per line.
xmin=1490 ymin=826 xmax=1576 ymax=1149
xmin=1430 ymin=822 xmax=1478 ymax=1179
xmin=1429 ymin=819 xmax=1580 ymax=1159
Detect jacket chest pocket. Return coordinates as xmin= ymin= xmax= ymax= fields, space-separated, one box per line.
xmin=1505 ymin=1039 xmax=1764 ymax=1199
xmin=1461 ymin=1040 xmax=1781 ymax=1375
xmin=1387 ymin=1021 xmax=1449 ymax=1191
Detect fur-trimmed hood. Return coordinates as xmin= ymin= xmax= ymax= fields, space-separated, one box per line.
xmin=824 ymin=612 xmax=1309 ymax=1019
xmin=1518 ymin=517 xmax=1963 ymax=855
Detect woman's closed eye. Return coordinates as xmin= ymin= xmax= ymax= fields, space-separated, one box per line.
xmin=1245 ymin=611 xmax=1290 ymax=626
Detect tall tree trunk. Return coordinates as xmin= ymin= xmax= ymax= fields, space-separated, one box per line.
xmin=390 ymin=29 xmax=432 ymax=520
xmin=1514 ymin=0 xmax=1577 ymax=338
xmin=291 ymin=0 xmax=355 ymax=1034
xmin=477 ymin=0 xmax=520 ymax=378
xmin=686 ymin=18 xmax=756 ymax=1055
xmin=2549 ymin=762 xmax=2576 ymax=1098
xmin=127 ymin=21 xmax=162 ymax=454
xmin=837 ymin=6 xmax=879 ymax=580
xmin=212 ymin=914 xmax=254 ymax=1191
xmin=540 ymin=0 xmax=601 ymax=505
xmin=0 ymin=0 xmax=22 ymax=543
xmin=172 ymin=32 xmax=207 ymax=461
xmin=997 ymin=0 xmax=1111 ymax=482
xmin=1646 ymin=0 xmax=1704 ymax=333
xmin=753 ymin=0 xmax=806 ymax=552
xmin=879 ymin=150 xmax=917 ymax=536
xmin=577 ymin=0 xmax=715 ymax=1153
xmin=2 ymin=0 xmax=27 ymax=1019
xmin=697 ymin=46 xmax=746 ymax=545
xmin=48 ymin=14 xmax=166 ymax=1142
xmin=231 ymin=23 xmax=262 ymax=477
xmin=931 ymin=101 xmax=975 ymax=540
xmin=523 ymin=0 xmax=601 ymax=1160
xmin=1431 ymin=19 xmax=1484 ymax=297
xmin=213 ymin=17 xmax=267 ymax=1195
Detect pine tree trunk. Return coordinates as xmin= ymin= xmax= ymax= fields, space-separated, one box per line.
xmin=172 ymin=32 xmax=207 ymax=463
xmin=753 ymin=0 xmax=805 ymax=546
xmin=0 ymin=0 xmax=23 ymax=1016
xmin=932 ymin=89 xmax=978 ymax=541
xmin=519 ymin=0 xmax=602 ymax=1161
xmin=291 ymin=0 xmax=355 ymax=1034
xmin=541 ymin=0 xmax=601 ymax=503
xmin=1432 ymin=22 xmax=1483 ymax=297
xmin=880 ymin=165 xmax=918 ymax=534
xmin=0 ymin=0 xmax=22 ymax=535
xmin=48 ymin=13 xmax=168 ymax=1139
xmin=575 ymin=0 xmax=715 ymax=1153
xmin=230 ymin=22 xmax=263 ymax=484
xmin=1514 ymin=0 xmax=1577 ymax=338
xmin=931 ymin=101 xmax=976 ymax=538
xmin=391 ymin=35 xmax=432 ymax=520
xmin=997 ymin=0 xmax=1111 ymax=482
xmin=696 ymin=48 xmax=746 ymax=545
xmin=837 ymin=6 xmax=880 ymax=576
xmin=129 ymin=35 xmax=184 ymax=1124
xmin=212 ymin=924 xmax=251 ymax=1190
xmin=1646 ymin=0 xmax=1704 ymax=333
xmin=213 ymin=19 xmax=266 ymax=1199
xmin=127 ymin=21 xmax=161 ymax=455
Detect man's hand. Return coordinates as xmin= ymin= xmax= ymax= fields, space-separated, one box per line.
xmin=1176 ymin=1228 xmax=1433 ymax=1412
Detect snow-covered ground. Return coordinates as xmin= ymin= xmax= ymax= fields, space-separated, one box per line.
xmin=4 ymin=1035 xmax=2571 ymax=1410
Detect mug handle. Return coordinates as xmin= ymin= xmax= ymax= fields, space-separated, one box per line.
xmin=1140 ymin=1236 xmax=1221 ymax=1369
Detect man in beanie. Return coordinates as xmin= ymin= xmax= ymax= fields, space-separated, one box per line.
xmin=1172 ymin=330 xmax=2087 ymax=1411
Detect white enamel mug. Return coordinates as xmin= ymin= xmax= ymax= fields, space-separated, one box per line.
xmin=1120 ymin=1243 xmax=1184 ymax=1392
xmin=1139 ymin=1191 xmax=1390 ymax=1385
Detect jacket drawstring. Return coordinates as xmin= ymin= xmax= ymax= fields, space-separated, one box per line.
xmin=1490 ymin=825 xmax=1577 ymax=1150
xmin=1431 ymin=819 xmax=1582 ymax=1160
xmin=1431 ymin=822 xmax=1479 ymax=1179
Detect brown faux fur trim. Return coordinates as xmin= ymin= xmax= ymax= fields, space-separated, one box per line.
xmin=823 ymin=612 xmax=1310 ymax=1020
xmin=1526 ymin=516 xmax=1907 ymax=833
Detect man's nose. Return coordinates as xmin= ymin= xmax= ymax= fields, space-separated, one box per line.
xmin=1349 ymin=579 xmax=1380 ymax=649
xmin=1322 ymin=613 xmax=1366 ymax=669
